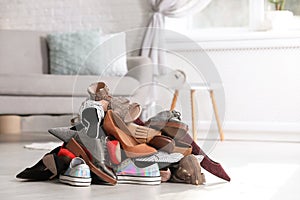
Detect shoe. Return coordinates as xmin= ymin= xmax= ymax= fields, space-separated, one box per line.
xmin=65 ymin=136 xmax=117 ymax=185
xmin=81 ymin=106 xmax=103 ymax=139
xmin=134 ymin=151 xmax=183 ymax=169
xmin=171 ymin=154 xmax=205 ymax=185
xmin=59 ymin=157 xmax=92 ymax=187
xmin=49 ymin=125 xmax=117 ymax=185
xmin=179 ymin=133 xmax=231 ymax=182
xmin=16 ymin=146 xmax=71 ymax=181
xmin=145 ymin=110 xmax=188 ymax=139
xmin=148 ymin=134 xmax=191 ymax=156
xmin=106 ymin=140 xmax=122 ymax=165
xmin=200 ymin=156 xmax=230 ymax=182
xmin=148 ymin=135 xmax=175 ymax=153
xmin=79 ymin=100 xmax=105 ymax=138
xmin=109 ymin=98 xmax=142 ymax=123
xmin=88 ymin=81 xmax=142 ymax=123
xmin=160 ymin=168 xmax=171 ymax=182
xmin=87 ymin=81 xmax=111 ymax=101
xmin=103 ymin=110 xmax=157 ymax=158
xmin=48 ymin=125 xmax=81 ymax=143
xmin=114 ymin=158 xmax=161 ymax=185
xmin=173 ymin=140 xmax=192 ymax=156
xmin=120 ymin=122 xmax=161 ymax=144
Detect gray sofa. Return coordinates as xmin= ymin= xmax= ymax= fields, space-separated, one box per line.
xmin=0 ymin=30 xmax=152 ymax=132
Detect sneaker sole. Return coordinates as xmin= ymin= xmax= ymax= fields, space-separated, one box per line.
xmin=59 ymin=174 xmax=91 ymax=187
xmin=82 ymin=107 xmax=101 ymax=138
xmin=117 ymin=175 xmax=161 ymax=185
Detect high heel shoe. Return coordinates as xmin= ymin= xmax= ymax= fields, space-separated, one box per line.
xmin=113 ymin=119 xmax=161 ymax=144
xmin=103 ymin=110 xmax=157 ymax=158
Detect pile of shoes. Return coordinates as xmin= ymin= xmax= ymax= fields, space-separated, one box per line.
xmin=16 ymin=82 xmax=231 ymax=187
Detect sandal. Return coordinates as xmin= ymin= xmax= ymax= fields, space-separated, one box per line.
xmin=103 ymin=110 xmax=157 ymax=158
xmin=87 ymin=81 xmax=111 ymax=101
xmin=109 ymin=98 xmax=142 ymax=123
xmin=87 ymin=82 xmax=142 ymax=123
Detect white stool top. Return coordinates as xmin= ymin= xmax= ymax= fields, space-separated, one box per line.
xmin=180 ymin=82 xmax=223 ymax=91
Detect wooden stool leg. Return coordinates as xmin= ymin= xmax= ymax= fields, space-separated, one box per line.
xmin=190 ymin=89 xmax=197 ymax=141
xmin=209 ymin=90 xmax=224 ymax=141
xmin=170 ymin=90 xmax=179 ymax=110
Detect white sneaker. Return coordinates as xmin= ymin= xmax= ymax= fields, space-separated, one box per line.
xmin=115 ymin=158 xmax=161 ymax=185
xmin=59 ymin=157 xmax=91 ymax=187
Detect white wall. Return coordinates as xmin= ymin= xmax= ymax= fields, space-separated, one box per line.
xmin=166 ymin=35 xmax=300 ymax=133
xmin=0 ymin=0 xmax=151 ymax=50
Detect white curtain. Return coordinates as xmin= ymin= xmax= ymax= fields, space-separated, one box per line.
xmin=140 ymin=0 xmax=212 ymax=75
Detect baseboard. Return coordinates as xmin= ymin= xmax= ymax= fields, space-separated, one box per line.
xmin=194 ymin=120 xmax=300 ymax=133
xmin=195 ymin=120 xmax=300 ymax=142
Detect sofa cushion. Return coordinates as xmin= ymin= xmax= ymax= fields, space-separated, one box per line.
xmin=47 ymin=31 xmax=128 ymax=76
xmin=0 ymin=30 xmax=48 ymax=74
xmin=0 ymin=96 xmax=85 ymax=115
xmin=0 ymin=74 xmax=139 ymax=97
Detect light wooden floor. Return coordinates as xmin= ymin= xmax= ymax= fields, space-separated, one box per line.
xmin=1 ymin=132 xmax=300 ymax=200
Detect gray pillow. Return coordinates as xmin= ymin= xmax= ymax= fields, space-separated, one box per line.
xmin=47 ymin=31 xmax=127 ymax=76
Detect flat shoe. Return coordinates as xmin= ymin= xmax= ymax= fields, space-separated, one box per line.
xmin=145 ymin=110 xmax=188 ymax=139
xmin=148 ymin=135 xmax=175 ymax=153
xmin=16 ymin=146 xmax=70 ymax=181
xmin=173 ymin=140 xmax=192 ymax=156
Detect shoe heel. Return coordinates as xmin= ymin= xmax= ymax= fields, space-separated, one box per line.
xmin=42 ymin=154 xmax=57 ymax=179
xmin=65 ymin=138 xmax=117 ymax=185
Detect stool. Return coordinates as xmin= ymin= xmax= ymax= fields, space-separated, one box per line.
xmin=170 ymin=84 xmax=224 ymax=141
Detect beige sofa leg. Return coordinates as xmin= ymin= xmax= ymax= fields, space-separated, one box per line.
xmin=0 ymin=115 xmax=21 ymax=134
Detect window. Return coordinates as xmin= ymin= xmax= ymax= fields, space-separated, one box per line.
xmin=166 ymin=0 xmax=300 ymax=33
